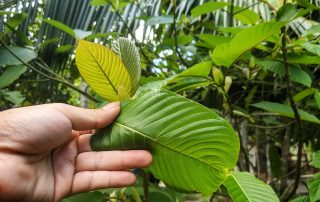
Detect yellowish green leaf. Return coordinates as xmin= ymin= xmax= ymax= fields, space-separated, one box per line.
xmin=75 ymin=39 xmax=132 ymax=101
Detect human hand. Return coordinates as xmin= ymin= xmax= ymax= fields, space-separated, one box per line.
xmin=0 ymin=103 xmax=152 ymax=202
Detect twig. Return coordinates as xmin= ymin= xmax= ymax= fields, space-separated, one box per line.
xmin=280 ymin=27 xmax=304 ymax=201
xmin=0 ymin=38 xmax=98 ymax=102
xmin=172 ymin=0 xmax=189 ymax=68
xmin=143 ymin=172 xmax=149 ymax=202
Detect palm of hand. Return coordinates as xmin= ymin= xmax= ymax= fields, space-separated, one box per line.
xmin=0 ymin=104 xmax=152 ymax=202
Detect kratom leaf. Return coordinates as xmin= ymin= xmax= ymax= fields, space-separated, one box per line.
xmin=174 ymin=61 xmax=213 ymax=78
xmin=0 ymin=65 xmax=27 ymax=89
xmin=257 ymin=60 xmax=312 ymax=87
xmin=234 ymin=7 xmax=260 ymax=24
xmin=111 ymin=38 xmax=141 ymax=94
xmin=310 ymin=151 xmax=320 ymax=168
xmin=0 ymin=47 xmax=37 ymax=66
xmin=5 ymin=13 xmax=27 ymax=33
xmin=212 ymin=22 xmax=284 ymax=68
xmin=300 ymin=43 xmax=320 ymax=56
xmin=223 ymin=171 xmax=279 ymax=202
xmin=196 ymin=34 xmax=231 ymax=48
xmin=287 ymin=54 xmax=320 ymax=65
xmin=91 ymin=89 xmax=239 ymax=194
xmin=308 ymin=173 xmax=320 ymax=202
xmin=75 ymin=39 xmax=132 ymax=101
xmin=191 ymin=2 xmax=229 ymax=17
xmin=43 ymin=18 xmax=75 ymax=37
xmin=2 ymin=90 xmax=25 ymax=105
xmin=168 ymin=77 xmax=213 ymax=93
xmin=293 ymin=88 xmax=316 ymax=102
xmin=302 ymin=24 xmax=320 ymax=36
xmin=276 ymin=3 xmax=302 ymax=23
xmin=290 ymin=196 xmax=310 ymax=202
xmin=251 ymin=101 xmax=320 ymax=124
xmin=55 ymin=45 xmax=73 ymax=53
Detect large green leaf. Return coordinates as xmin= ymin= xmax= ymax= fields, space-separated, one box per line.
xmin=212 ymin=22 xmax=284 ymax=68
xmin=300 ymin=43 xmax=320 ymax=56
xmin=191 ymin=2 xmax=229 ymax=17
xmin=0 ymin=65 xmax=27 ymax=89
xmin=91 ymin=89 xmax=239 ymax=194
xmin=223 ymin=171 xmax=279 ymax=202
xmin=75 ymin=40 xmax=132 ymax=101
xmin=196 ymin=34 xmax=231 ymax=48
xmin=287 ymin=54 xmax=320 ymax=65
xmin=308 ymin=173 xmax=320 ymax=202
xmin=0 ymin=47 xmax=37 ymax=66
xmin=289 ymin=195 xmax=309 ymax=202
xmin=251 ymin=101 xmax=320 ymax=124
xmin=111 ymin=38 xmax=141 ymax=94
xmin=302 ymin=24 xmax=320 ymax=36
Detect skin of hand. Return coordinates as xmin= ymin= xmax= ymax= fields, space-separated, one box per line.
xmin=0 ymin=103 xmax=152 ymax=202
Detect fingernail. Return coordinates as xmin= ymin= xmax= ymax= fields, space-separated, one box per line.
xmin=102 ymin=102 xmax=120 ymax=111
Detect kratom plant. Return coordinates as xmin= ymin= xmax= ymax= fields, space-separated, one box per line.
xmin=75 ymin=38 xmax=279 ymax=201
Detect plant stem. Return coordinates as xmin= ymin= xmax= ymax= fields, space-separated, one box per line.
xmin=172 ymin=0 xmax=189 ymax=67
xmin=143 ymin=172 xmax=149 ymax=202
xmin=280 ymin=27 xmax=303 ymax=201
xmin=0 ymin=38 xmax=98 ymax=102
xmin=228 ymin=0 xmax=235 ymax=27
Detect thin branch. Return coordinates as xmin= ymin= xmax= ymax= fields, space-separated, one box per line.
xmin=233 ymin=1 xmax=262 ymax=15
xmin=172 ymin=0 xmax=189 ymax=68
xmin=247 ymin=121 xmax=295 ymax=129
xmin=280 ymin=27 xmax=304 ymax=201
xmin=143 ymin=172 xmax=149 ymax=202
xmin=0 ymin=38 xmax=98 ymax=102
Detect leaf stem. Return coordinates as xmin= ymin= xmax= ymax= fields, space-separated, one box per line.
xmin=143 ymin=172 xmax=149 ymax=202
xmin=280 ymin=27 xmax=303 ymax=201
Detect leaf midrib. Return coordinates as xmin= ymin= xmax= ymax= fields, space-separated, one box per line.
xmin=114 ymin=121 xmax=228 ymax=171
xmin=84 ymin=45 xmax=118 ymax=95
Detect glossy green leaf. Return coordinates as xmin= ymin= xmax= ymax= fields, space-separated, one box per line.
xmin=0 ymin=65 xmax=27 ymax=89
xmin=287 ymin=54 xmax=320 ymax=64
xmin=91 ymin=89 xmax=239 ymax=194
xmin=1 ymin=90 xmax=25 ymax=105
xmin=191 ymin=2 xmax=229 ymax=17
xmin=310 ymin=151 xmax=320 ymax=168
xmin=196 ymin=34 xmax=231 ymax=48
xmin=75 ymin=39 xmax=132 ymax=101
xmin=175 ymin=61 xmax=212 ymax=78
xmin=300 ymin=43 xmax=320 ymax=56
xmin=289 ymin=195 xmax=310 ymax=202
xmin=223 ymin=171 xmax=279 ymax=202
xmin=40 ymin=38 xmax=61 ymax=49
xmin=5 ymin=13 xmax=27 ymax=33
xmin=212 ymin=22 xmax=284 ymax=67
xmin=0 ymin=47 xmax=37 ymax=66
xmin=276 ymin=3 xmax=301 ymax=22
xmin=146 ymin=16 xmax=174 ymax=26
xmin=308 ymin=173 xmax=320 ymax=202
xmin=112 ymin=38 xmax=141 ymax=94
xmin=163 ymin=34 xmax=193 ymax=47
xmin=43 ymin=18 xmax=75 ymax=37
xmin=258 ymin=60 xmax=312 ymax=87
xmin=302 ymin=24 xmax=320 ymax=36
xmin=293 ymin=88 xmax=316 ymax=102
xmin=314 ymin=91 xmax=320 ymax=110
xmin=234 ymin=7 xmax=260 ymax=24
xmin=55 ymin=45 xmax=74 ymax=53
xmin=168 ymin=77 xmax=213 ymax=93
xmin=251 ymin=101 xmax=320 ymax=124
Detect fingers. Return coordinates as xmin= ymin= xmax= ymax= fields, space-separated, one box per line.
xmin=77 ymin=133 xmax=92 ymax=153
xmin=75 ymin=150 xmax=152 ymax=172
xmin=71 ymin=171 xmax=136 ymax=195
xmin=54 ymin=102 xmax=120 ymax=131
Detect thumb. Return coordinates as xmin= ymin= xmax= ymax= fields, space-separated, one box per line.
xmin=55 ymin=102 xmax=120 ymax=131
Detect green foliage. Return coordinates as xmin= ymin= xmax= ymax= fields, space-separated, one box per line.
xmin=91 ymin=89 xmax=239 ymax=194
xmin=0 ymin=65 xmax=27 ymax=89
xmin=310 ymin=151 xmax=320 ymax=168
xmin=0 ymin=47 xmax=37 ymax=66
xmin=191 ymin=2 xmax=229 ymax=17
xmin=43 ymin=18 xmax=76 ymax=37
xmin=223 ymin=172 xmax=279 ymax=202
xmin=233 ymin=7 xmax=260 ymax=24
xmin=307 ymin=173 xmax=320 ymax=202
xmin=212 ymin=22 xmax=284 ymax=67
xmin=251 ymin=102 xmax=320 ymax=124
xmin=290 ymin=196 xmax=310 ymax=202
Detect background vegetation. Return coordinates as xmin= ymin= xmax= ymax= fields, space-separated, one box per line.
xmin=1 ymin=0 xmax=320 ymax=201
